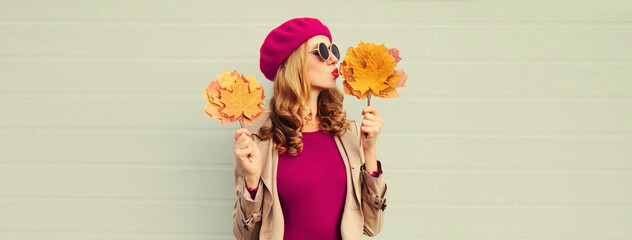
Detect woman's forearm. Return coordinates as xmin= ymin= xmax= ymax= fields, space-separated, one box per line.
xmin=363 ymin=147 xmax=378 ymax=173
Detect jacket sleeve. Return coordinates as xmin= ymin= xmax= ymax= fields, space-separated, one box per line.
xmin=352 ymin=121 xmax=388 ymax=236
xmin=232 ymin=118 xmax=269 ymax=239
xmin=232 ymin=174 xmax=263 ymax=239
xmin=361 ymin=161 xmax=387 ymax=236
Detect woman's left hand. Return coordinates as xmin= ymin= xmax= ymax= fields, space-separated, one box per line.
xmin=360 ymin=106 xmax=384 ymax=151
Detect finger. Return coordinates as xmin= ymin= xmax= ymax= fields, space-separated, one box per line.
xmin=237 ymin=133 xmax=252 ymax=144
xmin=363 ymin=113 xmax=378 ymax=121
xmin=361 ymin=119 xmax=378 ymax=127
xmin=361 ymin=129 xmax=376 ymax=139
xmin=363 ymin=116 xmax=384 ymax=128
xmin=238 ymin=128 xmax=252 ymax=135
xmin=234 ymin=132 xmax=250 ymax=143
xmin=361 ymin=123 xmax=377 ymax=130
xmin=234 ymin=128 xmax=251 ymax=139
xmin=234 ymin=135 xmax=249 ymax=148
xmin=234 ymin=135 xmax=246 ymax=147
xmin=238 ymin=142 xmax=250 ymax=151
xmin=249 ymin=139 xmax=258 ymax=149
xmin=239 ymin=137 xmax=254 ymax=149
xmin=362 ymin=106 xmax=377 ymax=115
xmin=234 ymin=138 xmax=250 ymax=151
xmin=362 ymin=105 xmax=376 ymax=113
xmin=235 ymin=148 xmax=246 ymax=157
xmin=372 ymin=107 xmax=381 ymax=118
xmin=236 ymin=146 xmax=253 ymax=158
xmin=361 ymin=125 xmax=380 ymax=135
xmin=243 ymin=147 xmax=254 ymax=162
xmin=361 ymin=126 xmax=376 ymax=135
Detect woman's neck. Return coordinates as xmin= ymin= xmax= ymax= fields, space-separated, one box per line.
xmin=301 ymin=89 xmax=321 ymax=132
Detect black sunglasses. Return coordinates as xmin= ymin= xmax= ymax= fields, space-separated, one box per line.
xmin=309 ymin=42 xmax=340 ymax=61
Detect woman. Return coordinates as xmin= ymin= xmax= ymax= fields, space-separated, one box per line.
xmin=232 ymin=17 xmax=387 ymax=240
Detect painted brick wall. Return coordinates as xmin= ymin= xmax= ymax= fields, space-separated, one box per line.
xmin=1 ymin=1 xmax=631 ymax=239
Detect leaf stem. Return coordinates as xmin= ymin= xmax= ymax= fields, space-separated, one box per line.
xmin=365 ymin=93 xmax=372 ymax=139
xmin=239 ymin=120 xmax=244 ymax=128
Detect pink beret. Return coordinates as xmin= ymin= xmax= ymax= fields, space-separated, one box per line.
xmin=259 ymin=18 xmax=332 ymax=81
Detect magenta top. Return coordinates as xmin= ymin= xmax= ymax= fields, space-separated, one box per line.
xmin=276 ymin=130 xmax=347 ymax=240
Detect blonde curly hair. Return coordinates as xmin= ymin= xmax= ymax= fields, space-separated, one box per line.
xmin=259 ymin=42 xmax=350 ymax=156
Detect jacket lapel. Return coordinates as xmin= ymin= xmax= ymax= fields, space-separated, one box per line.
xmin=335 ymin=125 xmax=363 ymax=206
xmin=247 ymin=114 xmax=274 ymax=221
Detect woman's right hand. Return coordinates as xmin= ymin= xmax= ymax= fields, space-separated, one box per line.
xmin=234 ymin=128 xmax=262 ymax=188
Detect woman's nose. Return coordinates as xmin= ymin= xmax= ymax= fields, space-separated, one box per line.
xmin=328 ymin=52 xmax=339 ymax=65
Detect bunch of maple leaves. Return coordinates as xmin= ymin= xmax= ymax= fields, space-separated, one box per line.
xmin=340 ymin=42 xmax=408 ymax=105
xmin=202 ymin=70 xmax=266 ymax=126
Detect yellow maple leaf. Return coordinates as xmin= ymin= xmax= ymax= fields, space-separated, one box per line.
xmin=203 ymin=81 xmax=232 ymax=124
xmin=202 ymin=70 xmax=266 ymax=125
xmin=216 ymin=70 xmax=239 ymax=91
xmin=219 ymin=76 xmax=266 ymax=125
xmin=340 ymin=42 xmax=407 ymax=100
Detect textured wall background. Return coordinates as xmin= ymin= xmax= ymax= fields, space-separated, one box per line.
xmin=1 ymin=1 xmax=631 ymax=239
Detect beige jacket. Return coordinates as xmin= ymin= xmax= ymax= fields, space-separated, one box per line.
xmin=232 ymin=116 xmax=387 ymax=240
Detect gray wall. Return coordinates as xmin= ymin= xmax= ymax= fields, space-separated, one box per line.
xmin=1 ymin=1 xmax=631 ymax=239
